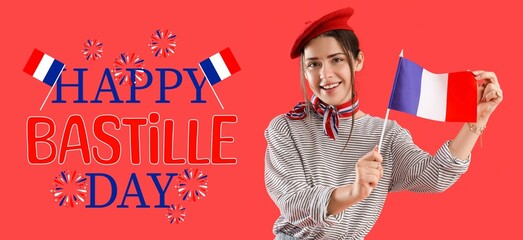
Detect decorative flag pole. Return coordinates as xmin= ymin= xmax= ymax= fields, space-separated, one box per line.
xmin=198 ymin=47 xmax=241 ymax=110
xmin=207 ymin=79 xmax=225 ymax=110
xmin=39 ymin=81 xmax=59 ymax=111
xmin=377 ymin=108 xmax=391 ymax=154
xmin=23 ymin=48 xmax=66 ymax=111
xmin=378 ymin=49 xmax=403 ymax=154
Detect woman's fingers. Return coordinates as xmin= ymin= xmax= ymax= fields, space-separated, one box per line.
xmin=474 ymin=70 xmax=503 ymax=107
xmin=473 ymin=70 xmax=499 ymax=85
xmin=484 ymin=89 xmax=503 ymax=102
xmin=354 ymin=147 xmax=385 ymax=199
xmin=365 ymin=171 xmax=381 ymax=188
xmin=362 ymin=161 xmax=382 ymax=170
xmin=360 ymin=147 xmax=383 ymax=163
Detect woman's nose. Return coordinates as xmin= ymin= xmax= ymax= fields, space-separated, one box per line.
xmin=320 ymin=63 xmax=333 ymax=80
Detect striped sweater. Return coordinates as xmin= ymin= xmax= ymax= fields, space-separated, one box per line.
xmin=264 ymin=113 xmax=470 ymax=239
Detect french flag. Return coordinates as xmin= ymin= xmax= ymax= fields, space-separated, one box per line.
xmin=388 ymin=57 xmax=477 ymax=122
xmin=23 ymin=48 xmax=65 ymax=86
xmin=199 ymin=47 xmax=240 ymax=85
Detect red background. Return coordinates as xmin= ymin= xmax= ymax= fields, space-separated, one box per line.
xmin=1 ymin=0 xmax=521 ymax=239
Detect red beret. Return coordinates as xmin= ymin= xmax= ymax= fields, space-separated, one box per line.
xmin=290 ymin=7 xmax=355 ymax=59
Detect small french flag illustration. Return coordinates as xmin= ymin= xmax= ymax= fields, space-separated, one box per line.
xmin=23 ymin=48 xmax=65 ymax=86
xmin=199 ymin=47 xmax=240 ymax=85
xmin=388 ymin=56 xmax=477 ymax=122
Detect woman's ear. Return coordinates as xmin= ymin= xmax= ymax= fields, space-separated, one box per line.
xmin=354 ymin=51 xmax=364 ymax=72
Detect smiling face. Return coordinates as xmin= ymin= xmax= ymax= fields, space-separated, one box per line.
xmin=302 ymin=35 xmax=363 ymax=106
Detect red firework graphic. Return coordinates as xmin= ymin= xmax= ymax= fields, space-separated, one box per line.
xmin=166 ymin=204 xmax=187 ymax=224
xmin=175 ymin=169 xmax=208 ymax=202
xmin=148 ymin=29 xmax=177 ymax=58
xmin=50 ymin=170 xmax=88 ymax=208
xmin=112 ymin=52 xmax=146 ymax=86
xmin=81 ymin=39 xmax=103 ymax=61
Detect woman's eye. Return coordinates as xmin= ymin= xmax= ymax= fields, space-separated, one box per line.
xmin=308 ymin=62 xmax=320 ymax=68
xmin=333 ymin=57 xmax=344 ymax=63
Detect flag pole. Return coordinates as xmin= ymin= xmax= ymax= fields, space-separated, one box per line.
xmin=39 ymin=83 xmax=56 ymax=111
xmin=208 ymin=83 xmax=224 ymax=110
xmin=378 ymin=108 xmax=390 ymax=154
xmin=198 ymin=63 xmax=225 ymax=110
xmin=39 ymin=65 xmax=64 ymax=111
xmin=377 ymin=49 xmax=403 ymax=154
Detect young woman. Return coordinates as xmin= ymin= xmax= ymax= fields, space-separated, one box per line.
xmin=264 ymin=7 xmax=503 ymax=239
